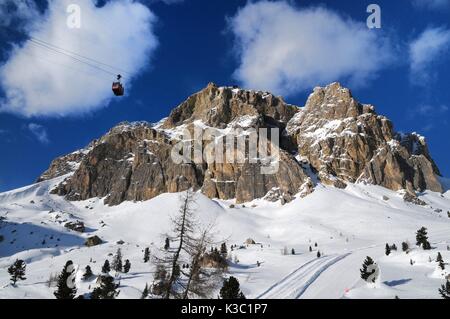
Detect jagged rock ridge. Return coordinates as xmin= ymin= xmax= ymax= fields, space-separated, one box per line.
xmin=41 ymin=82 xmax=443 ymax=206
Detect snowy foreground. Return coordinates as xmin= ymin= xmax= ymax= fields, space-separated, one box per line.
xmin=0 ymin=176 xmax=449 ymax=299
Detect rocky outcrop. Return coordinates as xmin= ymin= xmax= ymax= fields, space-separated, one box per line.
xmin=51 ymin=122 xmax=203 ymax=206
xmin=47 ymin=84 xmax=309 ymax=205
xmin=39 ymin=82 xmax=443 ymax=206
xmin=64 ymin=221 xmax=85 ymax=233
xmin=163 ymin=82 xmax=298 ymax=130
xmin=286 ymin=82 xmax=442 ymax=193
xmin=37 ymin=149 xmax=90 ymax=182
xmin=85 ymin=236 xmax=102 ymax=247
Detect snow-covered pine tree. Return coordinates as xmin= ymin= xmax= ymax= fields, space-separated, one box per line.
xmin=91 ymin=275 xmax=120 ymax=299
xmin=144 ymin=247 xmax=150 ymax=263
xmin=309 ymin=246 xmax=313 ymax=252
xmin=291 ymin=248 xmax=296 ymax=255
xmin=317 ymin=251 xmax=321 ymax=258
xmin=439 ymin=280 xmax=450 ymax=299
xmin=141 ymin=283 xmax=149 ymax=299
xmin=8 ymin=259 xmax=26 ymax=285
xmin=219 ymin=276 xmax=245 ymax=299
xmin=102 ymin=260 xmax=111 ymax=273
xmin=360 ymin=256 xmax=379 ymax=283
xmin=111 ymin=248 xmax=123 ymax=272
xmin=402 ymin=241 xmax=409 ymax=252
xmin=54 ymin=261 xmax=77 ymax=299
xmin=416 ymin=227 xmax=431 ymax=250
xmin=82 ymin=265 xmax=93 ymax=280
xmin=123 ymin=259 xmax=131 ymax=273
xmin=436 ymin=252 xmax=443 ymax=263
xmin=385 ymin=243 xmax=391 ymax=256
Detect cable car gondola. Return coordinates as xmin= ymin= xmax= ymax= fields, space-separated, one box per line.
xmin=112 ymin=74 xmax=124 ymax=96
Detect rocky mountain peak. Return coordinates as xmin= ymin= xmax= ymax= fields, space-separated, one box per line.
xmin=162 ymin=83 xmax=298 ymax=130
xmin=304 ymin=82 xmax=375 ymax=119
xmin=39 ymin=82 xmax=443 ymax=206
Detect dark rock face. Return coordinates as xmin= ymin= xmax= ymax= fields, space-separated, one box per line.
xmin=85 ymin=236 xmax=102 ymax=247
xmin=64 ymin=221 xmax=85 ymax=233
xmin=39 ymin=82 xmax=443 ymax=206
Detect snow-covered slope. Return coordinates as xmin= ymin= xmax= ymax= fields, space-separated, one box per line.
xmin=0 ymin=177 xmax=449 ymax=299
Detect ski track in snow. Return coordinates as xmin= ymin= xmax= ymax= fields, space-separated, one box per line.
xmin=256 ymin=253 xmax=351 ymax=299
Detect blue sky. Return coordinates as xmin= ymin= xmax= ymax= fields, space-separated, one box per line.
xmin=0 ymin=0 xmax=449 ymax=192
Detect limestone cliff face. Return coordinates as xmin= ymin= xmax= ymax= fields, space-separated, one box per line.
xmin=40 ymin=82 xmax=443 ymax=206
xmin=286 ymin=82 xmax=442 ymax=193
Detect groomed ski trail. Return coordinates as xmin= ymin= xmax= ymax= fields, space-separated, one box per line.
xmin=256 ymin=253 xmax=351 ymax=299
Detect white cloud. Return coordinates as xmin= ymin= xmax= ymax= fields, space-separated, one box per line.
xmin=28 ymin=123 xmax=49 ymax=143
xmin=0 ymin=0 xmax=41 ymax=31
xmin=0 ymin=0 xmax=158 ymax=117
xmin=228 ymin=1 xmax=394 ymax=96
xmin=413 ymin=0 xmax=450 ymax=10
xmin=409 ymin=27 xmax=450 ymax=84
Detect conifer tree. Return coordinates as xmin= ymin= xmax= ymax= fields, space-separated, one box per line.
xmin=144 ymin=247 xmax=150 ymax=263
xmin=82 ymin=265 xmax=93 ymax=281
xmin=219 ymin=276 xmax=245 ymax=299
xmin=402 ymin=241 xmax=409 ymax=252
xmin=385 ymin=243 xmax=391 ymax=256
xmin=141 ymin=283 xmax=149 ymax=299
xmin=317 ymin=251 xmax=321 ymax=258
xmin=291 ymin=248 xmax=296 ymax=255
xmin=439 ymin=280 xmax=450 ymax=299
xmin=164 ymin=237 xmax=170 ymax=251
xmin=416 ymin=227 xmax=431 ymax=250
xmin=91 ymin=275 xmax=120 ymax=299
xmin=111 ymin=248 xmax=123 ymax=272
xmin=438 ymin=259 xmax=445 ymax=271
xmin=54 ymin=261 xmax=77 ymax=299
xmin=436 ymin=252 xmax=443 ymax=263
xmin=102 ymin=260 xmax=111 ymax=273
xmin=220 ymin=243 xmax=228 ymax=257
xmin=8 ymin=259 xmax=26 ymax=285
xmin=309 ymin=246 xmax=313 ymax=252
xmin=123 ymin=259 xmax=131 ymax=273
xmin=360 ymin=256 xmax=379 ymax=283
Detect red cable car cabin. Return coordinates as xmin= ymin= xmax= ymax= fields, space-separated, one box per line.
xmin=112 ymin=81 xmax=124 ymax=96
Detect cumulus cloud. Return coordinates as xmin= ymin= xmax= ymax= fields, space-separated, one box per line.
xmin=228 ymin=1 xmax=394 ymax=96
xmin=28 ymin=123 xmax=49 ymax=143
xmin=0 ymin=0 xmax=42 ymax=31
xmin=413 ymin=0 xmax=450 ymax=10
xmin=409 ymin=27 xmax=450 ymax=84
xmin=0 ymin=0 xmax=158 ymax=117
